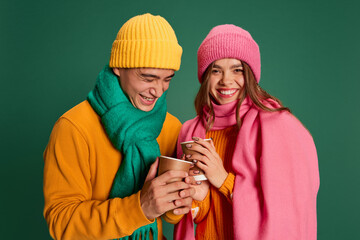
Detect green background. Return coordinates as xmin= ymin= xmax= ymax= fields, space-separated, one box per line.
xmin=1 ymin=0 xmax=359 ymax=239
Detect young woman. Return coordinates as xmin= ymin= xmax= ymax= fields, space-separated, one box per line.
xmin=173 ymin=24 xmax=319 ymax=240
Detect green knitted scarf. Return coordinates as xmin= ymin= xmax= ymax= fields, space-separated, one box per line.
xmin=87 ymin=65 xmax=167 ymax=240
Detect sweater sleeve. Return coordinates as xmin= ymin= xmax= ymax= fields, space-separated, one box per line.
xmin=43 ymin=118 xmax=153 ymax=240
xmin=192 ymin=190 xmax=211 ymax=223
xmin=218 ymin=172 xmax=235 ymax=202
xmin=162 ymin=211 xmax=184 ymax=224
xmin=163 ymin=187 xmax=211 ymax=225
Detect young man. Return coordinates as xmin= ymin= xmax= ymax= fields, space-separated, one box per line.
xmin=43 ymin=13 xmax=194 ymax=240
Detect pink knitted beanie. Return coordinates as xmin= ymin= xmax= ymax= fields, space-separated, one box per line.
xmin=197 ymin=24 xmax=261 ymax=83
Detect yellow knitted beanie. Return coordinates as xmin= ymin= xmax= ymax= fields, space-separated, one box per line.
xmin=109 ymin=13 xmax=183 ymax=71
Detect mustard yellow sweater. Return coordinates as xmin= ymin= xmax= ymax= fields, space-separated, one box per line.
xmin=43 ymin=100 xmax=182 ymax=240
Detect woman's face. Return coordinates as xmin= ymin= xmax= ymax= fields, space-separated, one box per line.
xmin=208 ymin=58 xmax=244 ymax=105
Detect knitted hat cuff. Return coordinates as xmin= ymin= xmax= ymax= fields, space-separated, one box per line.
xmin=110 ymin=39 xmax=182 ymax=70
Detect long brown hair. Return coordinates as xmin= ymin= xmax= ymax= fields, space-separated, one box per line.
xmin=194 ymin=61 xmax=290 ymax=131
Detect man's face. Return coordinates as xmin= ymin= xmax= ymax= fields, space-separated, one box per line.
xmin=113 ymin=68 xmax=175 ymax=112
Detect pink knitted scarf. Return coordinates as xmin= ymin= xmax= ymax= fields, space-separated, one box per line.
xmin=174 ymin=98 xmax=319 ymax=240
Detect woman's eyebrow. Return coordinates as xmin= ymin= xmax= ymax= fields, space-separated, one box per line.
xmin=231 ymin=64 xmax=243 ymax=69
xmin=213 ymin=64 xmax=243 ymax=69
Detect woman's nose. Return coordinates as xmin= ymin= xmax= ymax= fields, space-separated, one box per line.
xmin=220 ymin=72 xmax=232 ymax=85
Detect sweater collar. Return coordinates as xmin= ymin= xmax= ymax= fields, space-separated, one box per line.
xmin=206 ymin=98 xmax=252 ymax=130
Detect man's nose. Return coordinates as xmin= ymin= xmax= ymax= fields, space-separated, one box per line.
xmin=149 ymin=82 xmax=164 ymax=97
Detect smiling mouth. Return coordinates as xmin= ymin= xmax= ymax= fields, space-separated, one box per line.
xmin=139 ymin=94 xmax=156 ymax=105
xmin=141 ymin=95 xmax=154 ymax=101
xmin=217 ymin=89 xmax=239 ymax=97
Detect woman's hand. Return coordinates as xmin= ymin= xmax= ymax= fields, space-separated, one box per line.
xmin=185 ymin=137 xmax=228 ymax=189
xmin=184 ymin=168 xmax=210 ymax=201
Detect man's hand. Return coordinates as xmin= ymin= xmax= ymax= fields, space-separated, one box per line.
xmin=140 ymin=158 xmax=195 ymax=220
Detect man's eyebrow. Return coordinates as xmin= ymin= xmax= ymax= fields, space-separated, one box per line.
xmin=140 ymin=73 xmax=175 ymax=79
xmin=140 ymin=73 xmax=160 ymax=79
xmin=166 ymin=73 xmax=175 ymax=78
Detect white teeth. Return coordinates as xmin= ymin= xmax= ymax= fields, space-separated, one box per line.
xmin=219 ymin=90 xmax=236 ymax=95
xmin=141 ymin=95 xmax=154 ymax=101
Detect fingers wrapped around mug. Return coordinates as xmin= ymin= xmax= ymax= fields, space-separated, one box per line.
xmin=185 ymin=137 xmax=228 ymax=189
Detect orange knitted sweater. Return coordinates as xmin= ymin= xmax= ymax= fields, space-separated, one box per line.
xmin=191 ymin=125 xmax=237 ymax=240
xmin=43 ymin=101 xmax=182 ymax=240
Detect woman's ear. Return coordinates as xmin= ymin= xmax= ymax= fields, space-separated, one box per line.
xmin=112 ymin=68 xmax=121 ymax=77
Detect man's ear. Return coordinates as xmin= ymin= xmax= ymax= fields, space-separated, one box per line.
xmin=112 ymin=68 xmax=121 ymax=77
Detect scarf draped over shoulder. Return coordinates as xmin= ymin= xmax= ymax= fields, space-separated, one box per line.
xmin=174 ymin=98 xmax=319 ymax=240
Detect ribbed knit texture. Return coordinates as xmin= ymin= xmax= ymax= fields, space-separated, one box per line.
xmin=197 ymin=24 xmax=261 ymax=82
xmin=192 ymin=126 xmax=238 ymax=240
xmin=109 ymin=13 xmax=182 ymax=70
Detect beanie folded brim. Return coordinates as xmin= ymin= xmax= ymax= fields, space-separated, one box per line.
xmin=110 ymin=39 xmax=182 ymax=71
